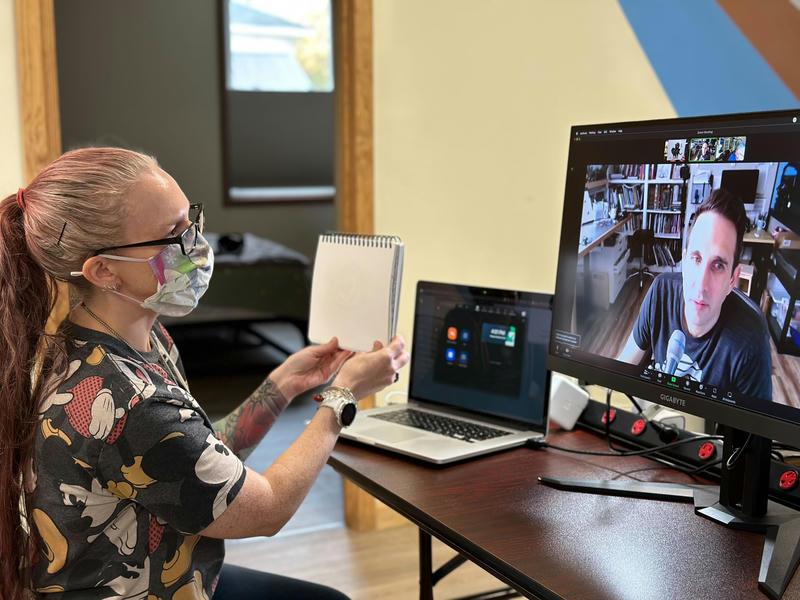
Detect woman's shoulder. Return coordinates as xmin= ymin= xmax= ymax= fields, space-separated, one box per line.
xmin=41 ymin=336 xmax=186 ymax=419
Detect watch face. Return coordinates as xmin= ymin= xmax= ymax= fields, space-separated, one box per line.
xmin=341 ymin=402 xmax=357 ymax=426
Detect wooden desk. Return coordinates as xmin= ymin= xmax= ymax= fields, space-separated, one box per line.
xmin=578 ymin=215 xmax=632 ymax=258
xmin=329 ymin=429 xmax=800 ymax=600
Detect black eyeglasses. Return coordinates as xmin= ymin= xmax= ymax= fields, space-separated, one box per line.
xmin=94 ymin=203 xmax=205 ymax=256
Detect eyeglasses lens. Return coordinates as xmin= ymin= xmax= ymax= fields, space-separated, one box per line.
xmin=181 ymin=224 xmax=198 ymax=254
xmin=191 ymin=205 xmax=205 ymax=234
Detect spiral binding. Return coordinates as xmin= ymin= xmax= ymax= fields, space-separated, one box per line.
xmin=320 ymin=232 xmax=402 ymax=247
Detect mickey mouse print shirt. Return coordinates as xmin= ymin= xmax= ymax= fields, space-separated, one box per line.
xmin=31 ymin=321 xmax=246 ymax=598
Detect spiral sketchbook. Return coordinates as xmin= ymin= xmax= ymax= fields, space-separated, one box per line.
xmin=308 ymin=233 xmax=404 ymax=352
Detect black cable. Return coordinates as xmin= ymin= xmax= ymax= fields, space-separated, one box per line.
xmin=683 ymin=457 xmax=723 ymax=476
xmin=604 ymin=388 xmax=628 ymax=454
xmin=626 ymin=394 xmax=646 ymax=414
xmin=531 ymin=433 xmax=723 ymax=458
xmin=725 ymin=432 xmax=752 ymax=469
xmin=623 ymin=393 xmax=678 ymax=443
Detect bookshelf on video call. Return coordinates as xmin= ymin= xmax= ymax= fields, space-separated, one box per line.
xmin=585 ymin=162 xmax=776 ymax=271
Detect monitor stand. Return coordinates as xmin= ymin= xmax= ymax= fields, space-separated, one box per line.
xmin=539 ymin=426 xmax=800 ymax=600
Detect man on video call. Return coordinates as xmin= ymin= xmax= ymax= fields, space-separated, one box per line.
xmin=617 ymin=189 xmax=772 ymax=403
xmin=697 ymin=140 xmax=713 ymax=161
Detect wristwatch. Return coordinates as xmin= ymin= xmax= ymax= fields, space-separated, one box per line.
xmin=316 ymin=386 xmax=358 ymax=427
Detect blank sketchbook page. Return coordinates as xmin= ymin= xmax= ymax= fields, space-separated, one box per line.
xmin=308 ymin=234 xmax=404 ymax=352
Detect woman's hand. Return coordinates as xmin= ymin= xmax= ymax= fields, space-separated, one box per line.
xmin=269 ymin=338 xmax=353 ymax=401
xmin=332 ymin=336 xmax=410 ymax=400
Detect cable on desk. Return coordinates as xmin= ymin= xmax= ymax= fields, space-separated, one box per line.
xmin=725 ymin=432 xmax=752 ymax=470
xmin=580 ymin=384 xmax=681 ymax=447
xmin=623 ymin=393 xmax=679 ymax=443
xmin=604 ymin=387 xmax=627 ymax=455
xmin=684 ymin=457 xmax=723 ymax=476
xmin=527 ymin=433 xmax=722 ymax=458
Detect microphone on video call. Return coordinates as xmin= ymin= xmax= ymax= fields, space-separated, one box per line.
xmin=664 ymin=330 xmax=686 ymax=375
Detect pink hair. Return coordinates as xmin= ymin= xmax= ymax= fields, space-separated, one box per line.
xmin=0 ymin=147 xmax=158 ymax=597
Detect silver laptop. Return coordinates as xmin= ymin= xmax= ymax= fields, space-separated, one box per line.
xmin=340 ymin=281 xmax=552 ymax=464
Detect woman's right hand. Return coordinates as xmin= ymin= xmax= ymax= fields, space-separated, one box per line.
xmin=332 ymin=336 xmax=409 ymax=400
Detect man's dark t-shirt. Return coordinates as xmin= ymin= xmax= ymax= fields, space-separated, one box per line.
xmin=633 ymin=272 xmax=772 ymax=403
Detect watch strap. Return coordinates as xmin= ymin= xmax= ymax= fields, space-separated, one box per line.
xmin=314 ymin=386 xmax=357 ymax=426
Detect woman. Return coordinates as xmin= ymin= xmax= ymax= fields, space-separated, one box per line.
xmin=0 ymin=147 xmax=409 ymax=599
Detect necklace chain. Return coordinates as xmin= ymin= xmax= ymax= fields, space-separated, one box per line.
xmin=78 ymin=302 xmax=188 ymax=390
xmin=80 ymin=302 xmax=148 ymax=358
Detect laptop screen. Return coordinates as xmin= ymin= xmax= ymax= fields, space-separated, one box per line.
xmin=408 ymin=281 xmax=552 ymax=429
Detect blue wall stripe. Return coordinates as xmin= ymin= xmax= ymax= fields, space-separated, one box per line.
xmin=617 ymin=0 xmax=800 ymax=117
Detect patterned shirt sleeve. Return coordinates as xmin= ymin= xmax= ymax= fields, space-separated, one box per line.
xmin=94 ymin=396 xmax=246 ymax=535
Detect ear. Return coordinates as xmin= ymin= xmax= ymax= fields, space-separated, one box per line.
xmin=729 ymin=263 xmax=742 ymax=293
xmin=81 ymin=256 xmax=120 ymax=290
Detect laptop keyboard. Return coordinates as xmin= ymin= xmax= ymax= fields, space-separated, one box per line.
xmin=370 ymin=408 xmax=510 ymax=443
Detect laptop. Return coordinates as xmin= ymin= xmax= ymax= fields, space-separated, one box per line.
xmin=340 ymin=280 xmax=552 ymax=464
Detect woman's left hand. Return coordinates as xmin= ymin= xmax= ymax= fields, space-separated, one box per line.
xmin=269 ymin=337 xmax=353 ymax=401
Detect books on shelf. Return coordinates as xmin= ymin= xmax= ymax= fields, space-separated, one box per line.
xmin=656 ymin=164 xmax=672 ymax=179
xmin=622 ymin=213 xmax=643 ymax=233
xmin=651 ymin=240 xmax=680 ymax=268
xmin=647 ymin=183 xmax=683 ymax=210
xmin=649 ymin=213 xmax=681 ymax=236
xmin=611 ymin=163 xmax=681 ymax=181
xmin=617 ymin=184 xmax=642 ymax=209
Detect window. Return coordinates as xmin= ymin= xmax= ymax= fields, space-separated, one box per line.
xmin=220 ymin=0 xmax=335 ymax=203
xmin=227 ymin=0 xmax=333 ymax=92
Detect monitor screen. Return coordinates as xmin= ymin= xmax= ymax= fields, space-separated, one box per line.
xmin=548 ymin=109 xmax=800 ymax=447
xmin=409 ymin=281 xmax=552 ymax=429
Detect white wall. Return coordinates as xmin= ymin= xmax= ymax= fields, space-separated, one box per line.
xmin=0 ymin=2 xmax=24 ymax=191
xmin=372 ymin=0 xmax=676 ymax=404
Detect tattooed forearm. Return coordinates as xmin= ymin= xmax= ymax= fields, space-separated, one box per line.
xmin=212 ymin=378 xmax=289 ymax=460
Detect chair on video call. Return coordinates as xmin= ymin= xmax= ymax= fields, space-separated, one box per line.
xmin=626 ymin=228 xmax=655 ymax=289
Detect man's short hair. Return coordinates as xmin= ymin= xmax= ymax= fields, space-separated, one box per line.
xmin=690 ymin=188 xmax=747 ymax=269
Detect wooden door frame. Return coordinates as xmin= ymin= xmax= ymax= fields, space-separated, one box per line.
xmin=333 ymin=0 xmax=406 ymax=531
xmin=15 ymin=0 xmax=69 ymax=328
xmin=333 ymin=0 xmax=374 ymax=236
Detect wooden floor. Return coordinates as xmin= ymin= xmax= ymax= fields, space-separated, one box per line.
xmin=224 ymin=524 xmax=513 ymax=600
xmin=769 ymin=337 xmax=800 ymax=408
xmin=582 ymin=275 xmax=651 ymax=358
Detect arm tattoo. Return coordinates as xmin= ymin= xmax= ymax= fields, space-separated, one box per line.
xmin=212 ymin=378 xmax=289 ymax=461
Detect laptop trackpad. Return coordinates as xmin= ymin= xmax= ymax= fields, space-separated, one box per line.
xmin=360 ymin=426 xmax=426 ymax=443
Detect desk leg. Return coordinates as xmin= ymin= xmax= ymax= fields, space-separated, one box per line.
xmin=418 ymin=529 xmax=521 ymax=600
xmin=419 ymin=530 xmax=434 ymax=600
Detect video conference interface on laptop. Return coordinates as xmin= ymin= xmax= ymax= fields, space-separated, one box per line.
xmin=408 ymin=282 xmax=552 ymax=427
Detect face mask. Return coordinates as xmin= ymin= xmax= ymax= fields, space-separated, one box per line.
xmin=97 ymin=233 xmax=214 ymax=317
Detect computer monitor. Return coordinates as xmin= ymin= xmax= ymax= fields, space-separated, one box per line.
xmin=546 ymin=109 xmax=800 ymax=598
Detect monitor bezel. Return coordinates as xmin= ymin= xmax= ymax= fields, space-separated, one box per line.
xmin=547 ymin=108 xmax=800 ymax=449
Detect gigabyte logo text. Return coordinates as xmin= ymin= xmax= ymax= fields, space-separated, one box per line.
xmin=659 ymin=393 xmax=686 ymax=407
